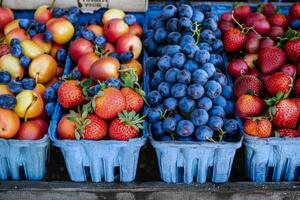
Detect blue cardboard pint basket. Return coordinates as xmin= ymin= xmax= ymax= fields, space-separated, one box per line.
xmin=48 ymin=10 xmax=147 ymax=182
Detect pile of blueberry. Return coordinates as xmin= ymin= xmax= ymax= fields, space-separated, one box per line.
xmin=144 ymin=3 xmax=240 ymax=142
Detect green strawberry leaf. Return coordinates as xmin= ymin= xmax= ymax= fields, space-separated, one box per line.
xmin=81 ymin=111 xmax=88 ymax=119
xmin=265 ymin=99 xmax=274 ymax=106
xmin=246 ymin=89 xmax=255 ymax=96
xmin=274 ymin=131 xmax=280 ymax=137
xmin=276 ymin=91 xmax=283 ymax=100
xmin=75 ymin=129 xmax=81 ymax=140
xmin=70 ymin=110 xmax=77 ymax=119
xmin=269 ymin=106 xmax=276 ymax=116
xmin=283 ymin=92 xmax=290 ymax=99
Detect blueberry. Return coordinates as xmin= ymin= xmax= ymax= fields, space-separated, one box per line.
xmin=197 ymin=96 xmax=213 ymax=111
xmin=176 ymin=70 xmax=191 ymax=84
xmin=146 ymin=57 xmax=159 ymax=73
xmin=176 ymin=120 xmax=195 ymax=137
xmin=158 ymin=55 xmax=172 ymax=72
xmin=221 ymin=85 xmax=233 ymax=100
xmin=105 ymin=78 xmax=121 ymax=89
xmin=167 ymin=32 xmax=181 ymax=45
xmin=201 ymin=29 xmax=216 ymax=44
xmin=44 ymin=87 xmax=57 ymax=102
xmin=52 ymin=81 xmax=62 ymax=91
xmin=291 ymin=19 xmax=300 ymax=29
xmin=187 ymin=83 xmax=204 ymax=100
xmin=213 ymin=28 xmax=222 ymax=38
xmin=56 ymin=48 xmax=67 ymax=62
xmin=194 ymin=50 xmax=210 ymax=65
xmin=124 ymin=14 xmax=136 ymax=25
xmin=163 ymin=97 xmax=177 ymax=111
xmin=19 ymin=19 xmax=30 ymax=29
xmin=52 ymin=8 xmax=65 ymax=17
xmin=161 ymin=45 xmax=181 ymax=57
xmin=67 ymin=14 xmax=78 ymax=24
xmin=151 ymin=70 xmax=164 ymax=88
xmin=208 ymin=116 xmax=223 ymax=131
xmin=209 ymin=106 xmax=225 ymax=118
xmin=152 ymin=121 xmax=164 ymax=137
xmin=212 ymin=96 xmax=227 ymax=108
xmin=147 ymin=90 xmax=162 ymax=106
xmin=198 ymin=42 xmax=212 ymax=53
xmin=195 ymin=125 xmax=214 ymax=141
xmin=204 ymin=80 xmax=222 ymax=98
xmin=224 ymin=101 xmax=235 ymax=117
xmin=209 ymin=54 xmax=224 ymax=69
xmin=88 ymin=85 xmax=101 ymax=95
xmin=171 ymin=52 xmax=186 ymax=69
xmin=178 ymin=4 xmax=193 ymax=19
xmin=0 ymin=94 xmax=16 ymax=110
xmin=8 ymin=80 xmax=22 ymax=94
xmin=154 ymin=28 xmax=168 ymax=43
xmin=179 ymin=35 xmax=195 ymax=47
xmin=212 ymin=72 xmax=228 ymax=87
xmin=177 ymin=136 xmax=193 ymax=141
xmin=178 ymin=17 xmax=193 ymax=31
xmin=161 ymin=4 xmax=177 ymax=20
xmin=224 ymin=119 xmax=240 ymax=135
xmin=160 ymin=135 xmax=172 ymax=141
xmin=68 ymin=6 xmax=80 ymax=15
xmin=165 ymin=68 xmax=180 ymax=83
xmin=206 ymin=13 xmax=219 ymax=22
xmin=183 ymin=60 xmax=199 ymax=72
xmin=31 ymin=20 xmax=39 ymax=28
xmin=203 ymin=18 xmax=218 ymax=31
xmin=181 ymin=44 xmax=199 ymax=59
xmin=192 ymin=10 xmax=205 ymax=23
xmin=21 ymin=78 xmax=36 ymax=90
xmin=0 ymin=71 xmax=11 ymax=83
xmin=28 ymin=29 xmax=37 ymax=37
xmin=212 ymin=39 xmax=223 ymax=54
xmin=201 ymin=63 xmax=216 ymax=78
xmin=43 ymin=31 xmax=53 ymax=42
xmin=171 ymin=83 xmax=187 ymax=99
xmin=10 ymin=38 xmax=20 ymax=46
xmin=119 ymin=51 xmax=133 ymax=63
xmin=107 ymin=52 xmax=119 ymax=60
xmin=166 ymin=18 xmax=179 ymax=32
xmin=174 ymin=113 xmax=183 ymax=122
xmin=191 ymin=109 xmax=209 ymax=126
xmin=146 ymin=107 xmax=161 ymax=123
xmin=150 ymin=17 xmax=164 ymax=29
xmin=192 ymin=69 xmax=209 ymax=85
xmin=36 ymin=23 xmax=46 ymax=33
xmin=11 ymin=45 xmax=23 ymax=58
xmin=163 ymin=117 xmax=177 ymax=132
xmin=178 ymin=97 xmax=195 ymax=113
xmin=94 ymin=36 xmax=106 ymax=47
xmin=81 ymin=29 xmax=95 ymax=41
xmin=158 ymin=82 xmax=171 ymax=97
xmin=71 ymin=69 xmax=82 ymax=80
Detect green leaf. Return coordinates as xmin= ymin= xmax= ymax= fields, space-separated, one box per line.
xmin=283 ymin=92 xmax=290 ymax=99
xmin=276 ymin=91 xmax=283 ymax=100
xmin=82 ymin=111 xmax=88 ymax=119
xmin=82 ymin=78 xmax=93 ymax=88
xmin=246 ymin=89 xmax=255 ymax=96
xmin=75 ymin=130 xmax=81 ymax=140
xmin=269 ymin=106 xmax=276 ymax=116
xmin=274 ymin=131 xmax=280 ymax=137
xmin=70 ymin=110 xmax=78 ymax=119
xmin=265 ymin=99 xmax=274 ymax=106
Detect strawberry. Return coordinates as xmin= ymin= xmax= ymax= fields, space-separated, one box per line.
xmin=223 ymin=28 xmax=247 ymax=52
xmin=271 ymin=99 xmax=299 ymax=129
xmin=284 ymin=38 xmax=300 ymax=64
xmin=258 ymin=47 xmax=286 ymax=74
xmin=298 ymin=124 xmax=300 ymax=132
xmin=233 ymin=4 xmax=252 ymax=23
xmin=244 ymin=118 xmax=272 ymax=138
xmin=94 ymin=87 xmax=126 ymax=119
xmin=121 ymin=87 xmax=144 ymax=112
xmin=294 ymin=79 xmax=300 ymax=96
xmin=274 ymin=129 xmax=300 ymax=138
xmin=220 ymin=12 xmax=232 ymax=22
xmin=218 ymin=21 xmax=234 ymax=33
xmin=109 ymin=111 xmax=144 ymax=140
xmin=269 ymin=14 xmax=287 ymax=29
xmin=236 ymin=94 xmax=264 ymax=118
xmin=261 ymin=3 xmax=277 ymax=18
xmin=288 ymin=3 xmax=300 ymax=21
xmin=234 ymin=75 xmax=263 ymax=98
xmin=265 ymin=72 xmax=293 ymax=97
xmin=58 ymin=80 xmax=84 ymax=109
xmin=0 ymin=43 xmax=10 ymax=57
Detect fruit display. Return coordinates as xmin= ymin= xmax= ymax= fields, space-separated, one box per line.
xmin=55 ymin=8 xmax=145 ymax=141
xmin=144 ymin=3 xmax=240 ymax=143
xmin=220 ymin=2 xmax=300 ymax=138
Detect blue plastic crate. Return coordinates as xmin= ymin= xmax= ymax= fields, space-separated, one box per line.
xmin=48 ymin=10 xmax=147 ymax=182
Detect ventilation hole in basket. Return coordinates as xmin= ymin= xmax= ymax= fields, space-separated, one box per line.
xmin=266 ymin=167 xmax=274 ymax=181
xmin=177 ymin=167 xmax=184 ymax=182
xmin=19 ymin=166 xmax=26 ymax=180
xmin=114 ymin=167 xmax=120 ymax=182
xmin=84 ymin=166 xmax=91 ymax=181
xmin=207 ymin=166 xmax=213 ymax=182
xmin=296 ymin=166 xmax=300 ymax=181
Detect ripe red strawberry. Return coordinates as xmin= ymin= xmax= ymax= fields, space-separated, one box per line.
xmin=288 ymin=3 xmax=300 ymax=21
xmin=0 ymin=43 xmax=10 ymax=57
xmin=120 ymin=87 xmax=144 ymax=112
xmin=269 ymin=14 xmax=287 ymax=29
xmin=265 ymin=72 xmax=293 ymax=97
xmin=274 ymin=129 xmax=300 ymax=138
xmin=223 ymin=28 xmax=247 ymax=52
xmin=294 ymin=79 xmax=300 ymax=96
xmin=284 ymin=38 xmax=300 ymax=64
xmin=58 ymin=80 xmax=84 ymax=109
xmin=233 ymin=4 xmax=252 ymax=23
xmin=271 ymin=99 xmax=299 ymax=129
xmin=262 ymin=3 xmax=277 ymax=18
xmin=234 ymin=75 xmax=263 ymax=98
xmin=109 ymin=111 xmax=144 ymax=140
xmin=94 ymin=87 xmax=126 ymax=119
xmin=244 ymin=118 xmax=272 ymax=138
xmin=236 ymin=94 xmax=264 ymax=118
xmin=258 ymin=47 xmax=286 ymax=74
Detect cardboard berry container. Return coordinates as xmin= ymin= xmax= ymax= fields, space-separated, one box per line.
xmin=48 ymin=10 xmax=147 ymax=182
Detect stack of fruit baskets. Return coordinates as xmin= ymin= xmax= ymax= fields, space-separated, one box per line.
xmin=0 ymin=2 xmax=74 ymax=180
xmin=220 ymin=2 xmax=300 ymax=182
xmin=143 ymin=3 xmax=243 ymax=184
xmin=49 ymin=8 xmax=147 ymax=182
